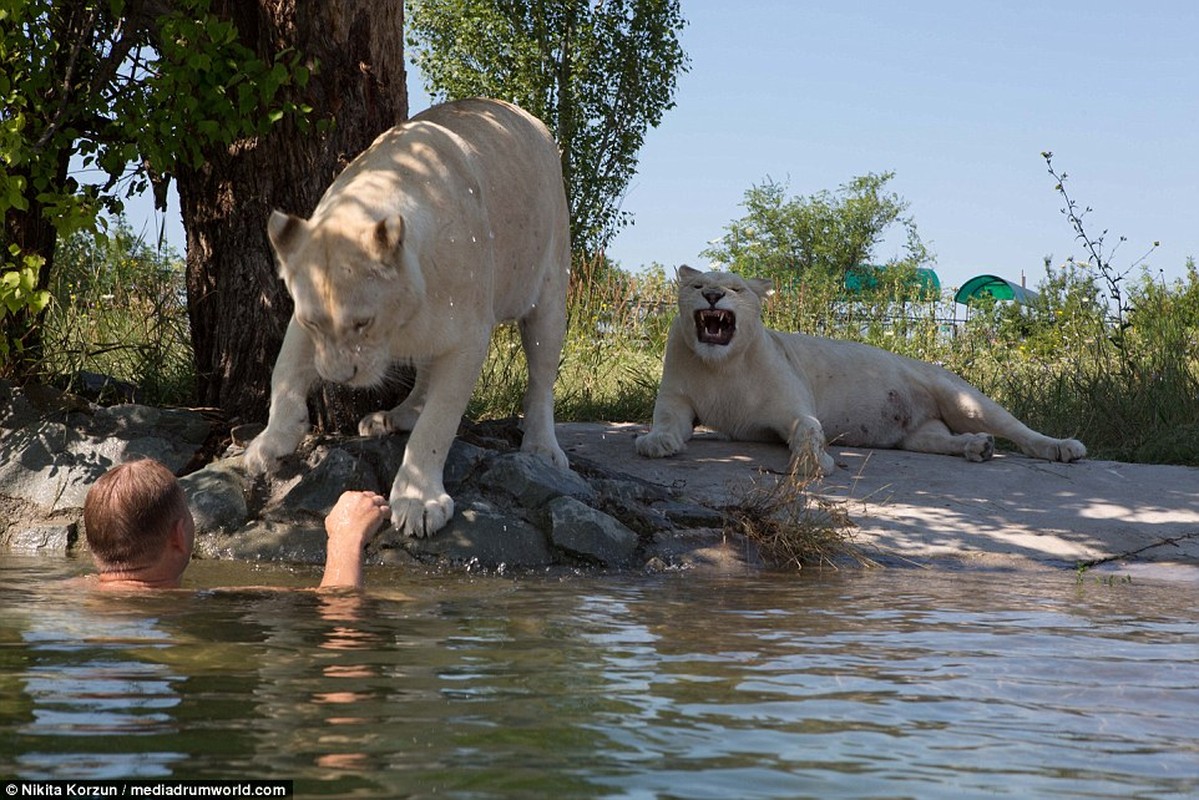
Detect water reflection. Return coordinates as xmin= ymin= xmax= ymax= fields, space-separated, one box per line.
xmin=1 ymin=555 xmax=1196 ymax=798
xmin=8 ymin=589 xmax=180 ymax=777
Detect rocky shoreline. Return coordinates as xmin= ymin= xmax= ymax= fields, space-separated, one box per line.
xmin=7 ymin=379 xmax=1198 ymax=578
xmin=0 ymin=380 xmax=741 ymax=573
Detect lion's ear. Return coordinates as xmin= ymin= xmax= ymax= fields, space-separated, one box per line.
xmin=368 ymin=214 xmax=405 ymax=262
xmin=747 ymin=276 xmax=775 ymax=299
xmin=677 ymin=264 xmax=701 ymax=282
xmin=267 ymin=210 xmax=308 ymax=264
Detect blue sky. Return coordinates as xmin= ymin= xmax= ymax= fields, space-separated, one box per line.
xmin=589 ymin=1 xmax=1199 ymax=290
xmin=132 ymin=1 xmax=1197 ymax=293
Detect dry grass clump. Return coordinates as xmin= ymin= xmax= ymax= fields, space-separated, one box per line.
xmin=725 ymin=467 xmax=873 ymax=570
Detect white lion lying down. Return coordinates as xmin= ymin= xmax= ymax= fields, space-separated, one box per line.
xmin=635 ymin=266 xmax=1086 ymax=474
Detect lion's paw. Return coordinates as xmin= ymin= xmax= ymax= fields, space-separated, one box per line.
xmin=390 ymin=486 xmax=454 ymax=538
xmin=243 ymin=431 xmax=298 ymax=475
xmin=792 ymin=447 xmax=836 ymax=479
xmin=522 ymin=439 xmax=570 ymax=470
xmin=1056 ymin=438 xmax=1087 ymax=462
xmin=635 ymin=430 xmax=684 ymax=459
xmin=359 ymin=409 xmax=419 ymax=438
xmin=963 ymin=433 xmax=995 ymax=462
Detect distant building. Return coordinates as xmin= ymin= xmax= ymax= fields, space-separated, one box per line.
xmin=843 ymin=264 xmax=941 ymax=300
xmin=954 ymin=274 xmax=1040 ymax=306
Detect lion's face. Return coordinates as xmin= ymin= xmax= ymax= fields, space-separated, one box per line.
xmin=675 ymin=266 xmax=773 ymax=362
xmin=269 ymin=210 xmax=417 ymax=388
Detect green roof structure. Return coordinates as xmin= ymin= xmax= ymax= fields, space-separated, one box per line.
xmin=954 ymin=274 xmax=1040 ymax=306
xmin=843 ymin=264 xmax=941 ymax=300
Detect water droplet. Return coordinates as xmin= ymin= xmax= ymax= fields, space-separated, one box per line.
xmin=471 ymin=236 xmax=477 ymax=243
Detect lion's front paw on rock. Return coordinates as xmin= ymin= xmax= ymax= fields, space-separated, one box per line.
xmin=634 ymin=431 xmax=682 ymax=459
xmin=1057 ymin=438 xmax=1087 ymax=462
xmin=390 ymin=491 xmax=454 ymax=538
xmin=526 ymin=443 xmax=570 ymax=470
xmin=358 ymin=411 xmax=398 ymax=438
xmin=243 ymin=434 xmax=294 ymax=475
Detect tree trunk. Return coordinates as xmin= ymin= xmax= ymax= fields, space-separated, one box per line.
xmin=1 ymin=160 xmax=63 ymax=380
xmin=175 ymin=0 xmax=407 ymax=430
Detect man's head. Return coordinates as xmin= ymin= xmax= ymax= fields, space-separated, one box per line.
xmin=84 ymin=459 xmax=194 ymax=582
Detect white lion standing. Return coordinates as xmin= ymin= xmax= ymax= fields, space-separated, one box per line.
xmin=244 ymin=98 xmax=570 ymax=537
xmin=636 ymin=266 xmax=1086 ymax=474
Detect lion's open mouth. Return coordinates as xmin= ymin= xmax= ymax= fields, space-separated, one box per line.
xmin=694 ymin=309 xmax=735 ymax=346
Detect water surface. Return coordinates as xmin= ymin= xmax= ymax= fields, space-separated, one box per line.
xmin=2 ymin=555 xmax=1195 ymax=798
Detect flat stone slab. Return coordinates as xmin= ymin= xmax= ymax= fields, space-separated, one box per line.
xmin=557 ymin=422 xmax=1199 ymax=575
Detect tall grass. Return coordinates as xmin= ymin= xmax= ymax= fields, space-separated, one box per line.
xmin=468 ymin=256 xmax=669 ymax=423
xmin=946 ymin=260 xmax=1199 ymax=464
xmin=40 ymin=223 xmax=194 ymax=406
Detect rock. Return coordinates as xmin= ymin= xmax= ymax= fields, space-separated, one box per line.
xmin=0 ymin=423 xmax=95 ymax=512
xmin=0 ymin=380 xmax=211 ymax=535
xmin=0 ymin=379 xmax=41 ymax=430
xmin=70 ymin=371 xmax=142 ymax=404
xmin=0 ymin=379 xmax=767 ymax=573
xmin=546 ymin=495 xmax=640 ymax=567
xmin=92 ymin=404 xmax=210 ymax=463
xmin=212 ymin=431 xmax=679 ymax=571
xmin=443 ymin=439 xmax=490 ymax=490
xmin=479 ymin=451 xmax=596 ymax=507
xmin=180 ymin=459 xmax=249 ymax=533
xmin=196 ymin=520 xmax=327 ymax=564
xmin=589 ymin=476 xmax=671 ymax=506
xmin=644 ymin=527 xmax=764 ymax=573
xmin=280 ymin=447 xmax=375 ymax=516
xmin=397 ymin=497 xmax=554 ymax=569
xmin=2 ymin=522 xmax=76 ymax=553
xmin=653 ymin=500 xmax=726 ymax=529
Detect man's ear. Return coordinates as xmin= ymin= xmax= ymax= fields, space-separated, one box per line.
xmin=167 ymin=516 xmax=190 ymax=554
xmin=267 ymin=210 xmax=308 ymax=264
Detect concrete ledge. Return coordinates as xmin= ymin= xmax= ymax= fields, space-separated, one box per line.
xmin=557 ymin=422 xmax=1199 ymax=576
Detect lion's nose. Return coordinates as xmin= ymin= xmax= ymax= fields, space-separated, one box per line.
xmin=702 ymin=289 xmax=724 ymax=306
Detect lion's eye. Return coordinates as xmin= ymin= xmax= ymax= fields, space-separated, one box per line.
xmin=352 ymin=318 xmax=373 ymax=335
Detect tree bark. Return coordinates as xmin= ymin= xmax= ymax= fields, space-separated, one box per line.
xmin=175 ymin=0 xmax=407 ymax=429
xmin=2 ymin=179 xmax=57 ymax=381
